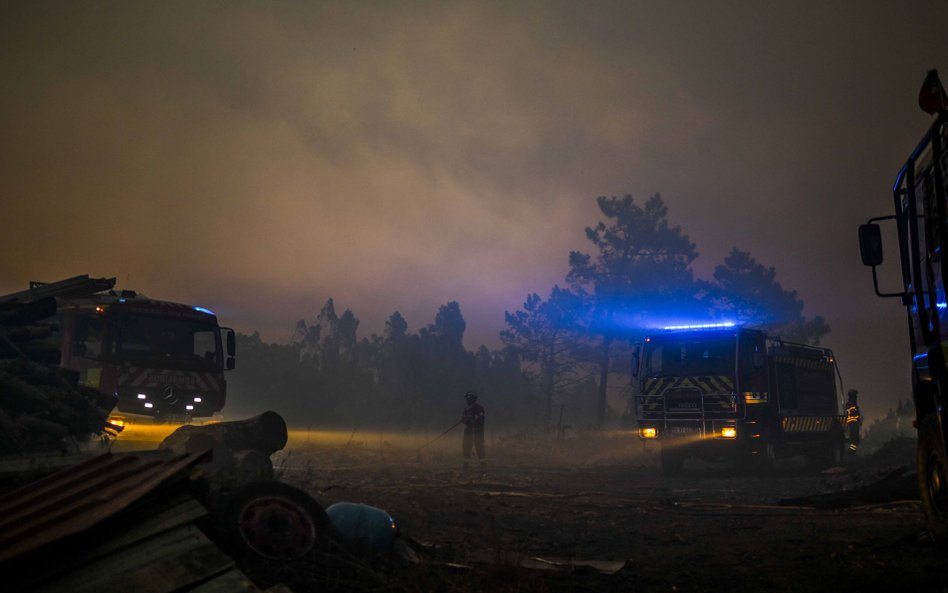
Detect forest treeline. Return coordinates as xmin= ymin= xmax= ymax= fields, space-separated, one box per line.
xmin=228 ymin=194 xmax=829 ymax=431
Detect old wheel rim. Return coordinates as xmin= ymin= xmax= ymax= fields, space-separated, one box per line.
xmin=237 ymin=496 xmax=317 ymax=560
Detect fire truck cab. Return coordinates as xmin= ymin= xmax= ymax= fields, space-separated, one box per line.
xmin=858 ymin=70 xmax=948 ymax=541
xmin=2 ymin=275 xmax=235 ymax=420
xmin=633 ymin=323 xmax=846 ymax=473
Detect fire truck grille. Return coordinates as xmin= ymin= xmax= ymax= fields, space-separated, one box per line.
xmin=664 ymin=388 xmax=702 ymax=414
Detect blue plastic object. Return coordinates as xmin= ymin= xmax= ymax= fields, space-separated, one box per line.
xmin=326 ymin=502 xmax=397 ymax=552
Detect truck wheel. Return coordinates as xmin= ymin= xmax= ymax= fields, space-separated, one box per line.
xmin=918 ymin=414 xmax=948 ymax=544
xmin=660 ymin=446 xmax=685 ymax=475
xmin=740 ymin=441 xmax=776 ymax=473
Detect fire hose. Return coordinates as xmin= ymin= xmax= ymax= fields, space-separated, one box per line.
xmin=412 ymin=419 xmax=463 ymax=453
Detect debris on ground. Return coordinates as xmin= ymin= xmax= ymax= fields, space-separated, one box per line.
xmin=326 ymin=502 xmax=397 ymax=553
xmin=778 ymin=466 xmax=918 ymax=509
xmin=0 ymin=448 xmax=281 ymax=593
xmin=160 ymin=410 xmax=288 ymax=482
xmin=0 ymin=412 xmax=339 ymax=593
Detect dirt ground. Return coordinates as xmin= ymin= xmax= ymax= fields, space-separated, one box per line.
xmin=259 ymin=431 xmax=947 ymax=593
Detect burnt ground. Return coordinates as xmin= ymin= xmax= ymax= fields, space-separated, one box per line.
xmin=250 ymin=433 xmax=948 ymax=593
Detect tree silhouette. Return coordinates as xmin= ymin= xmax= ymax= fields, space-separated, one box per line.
xmin=568 ymin=193 xmax=700 ymax=428
xmin=501 ymin=286 xmax=589 ymax=428
xmin=709 ymin=248 xmax=830 ymax=344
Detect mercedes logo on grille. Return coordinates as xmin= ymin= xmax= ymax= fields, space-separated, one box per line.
xmin=163 ymin=385 xmax=179 ymax=404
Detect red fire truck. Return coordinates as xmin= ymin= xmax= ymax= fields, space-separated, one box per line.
xmin=633 ymin=323 xmax=847 ymax=473
xmin=1 ymin=275 xmax=235 ymax=419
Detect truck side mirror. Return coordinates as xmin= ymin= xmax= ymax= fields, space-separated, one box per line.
xmin=859 ymin=223 xmax=884 ymax=266
xmin=222 ymin=327 xmax=236 ymax=370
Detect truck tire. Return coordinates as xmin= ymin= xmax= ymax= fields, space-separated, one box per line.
xmin=660 ymin=445 xmax=685 ymax=475
xmin=918 ymin=414 xmax=948 ymax=545
xmin=738 ymin=441 xmax=777 ymax=474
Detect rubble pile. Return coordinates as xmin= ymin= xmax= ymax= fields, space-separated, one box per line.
xmin=0 ymin=298 xmax=116 ymax=453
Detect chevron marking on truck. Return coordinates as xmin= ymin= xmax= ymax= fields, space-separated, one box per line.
xmin=644 ymin=376 xmax=734 ymax=395
xmin=118 ymin=368 xmax=222 ymax=391
xmin=773 ymin=356 xmax=833 ymax=371
xmin=781 ymin=416 xmax=842 ymax=433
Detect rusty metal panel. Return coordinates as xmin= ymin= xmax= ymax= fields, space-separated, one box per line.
xmin=0 ymin=448 xmax=209 ymax=563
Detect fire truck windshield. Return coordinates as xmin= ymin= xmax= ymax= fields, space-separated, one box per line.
xmin=109 ymin=312 xmax=221 ymax=369
xmin=644 ymin=334 xmax=736 ymax=378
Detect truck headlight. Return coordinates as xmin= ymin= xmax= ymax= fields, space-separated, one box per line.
xmin=720 ymin=426 xmax=737 ymax=439
xmin=640 ymin=427 xmax=658 ymax=439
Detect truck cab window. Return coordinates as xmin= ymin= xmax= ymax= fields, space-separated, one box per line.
xmin=194 ymin=330 xmax=219 ymax=363
xmin=74 ymin=314 xmax=104 ymax=359
xmin=739 ymin=334 xmax=767 ymax=392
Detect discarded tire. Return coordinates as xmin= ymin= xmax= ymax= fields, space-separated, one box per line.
xmin=225 ymin=481 xmax=331 ymax=561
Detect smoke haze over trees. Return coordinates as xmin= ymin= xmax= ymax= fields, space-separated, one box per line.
xmin=230 ymin=193 xmax=830 ymax=430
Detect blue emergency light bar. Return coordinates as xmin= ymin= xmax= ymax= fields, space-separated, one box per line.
xmin=662 ymin=322 xmax=736 ymax=331
xmin=193 ymin=306 xmax=216 ymax=315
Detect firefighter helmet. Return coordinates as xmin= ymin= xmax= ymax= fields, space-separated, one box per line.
xmin=847 ymin=388 xmax=858 ymax=400
xmin=465 ymin=391 xmax=478 ymax=403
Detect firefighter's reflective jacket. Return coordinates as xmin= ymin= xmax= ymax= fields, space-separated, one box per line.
xmin=846 ymin=404 xmax=862 ymax=426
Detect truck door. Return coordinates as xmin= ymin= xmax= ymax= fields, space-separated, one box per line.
xmin=738 ymin=332 xmax=767 ymax=407
xmin=904 ymin=125 xmax=948 ymax=371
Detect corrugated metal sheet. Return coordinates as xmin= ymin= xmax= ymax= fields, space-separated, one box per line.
xmin=0 ymin=448 xmax=209 ymax=563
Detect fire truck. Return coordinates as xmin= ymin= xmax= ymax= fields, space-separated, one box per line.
xmin=858 ymin=70 xmax=948 ymax=541
xmin=0 ymin=275 xmax=236 ymax=419
xmin=633 ymin=323 xmax=847 ymax=474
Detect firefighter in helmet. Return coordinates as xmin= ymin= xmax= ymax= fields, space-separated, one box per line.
xmin=845 ymin=389 xmax=863 ymax=454
xmin=461 ymin=391 xmax=486 ymax=468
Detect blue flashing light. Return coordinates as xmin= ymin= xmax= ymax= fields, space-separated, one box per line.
xmin=194 ymin=306 xmax=216 ymax=316
xmin=938 ymin=302 xmax=947 ymax=310
xmin=662 ymin=322 xmax=736 ymax=331
xmin=914 ymin=352 xmax=928 ymax=361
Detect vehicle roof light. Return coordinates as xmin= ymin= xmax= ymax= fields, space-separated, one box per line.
xmin=662 ymin=322 xmax=736 ymax=331
xmin=194 ymin=306 xmax=216 ymax=315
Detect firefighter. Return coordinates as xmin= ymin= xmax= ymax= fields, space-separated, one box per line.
xmin=461 ymin=391 xmax=486 ymax=468
xmin=845 ymin=389 xmax=863 ymax=454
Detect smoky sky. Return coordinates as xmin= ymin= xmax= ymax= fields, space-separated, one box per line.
xmin=2 ymin=1 xmax=947 ymax=419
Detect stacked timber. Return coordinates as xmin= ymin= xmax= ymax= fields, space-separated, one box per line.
xmin=0 ymin=297 xmax=116 ymax=454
